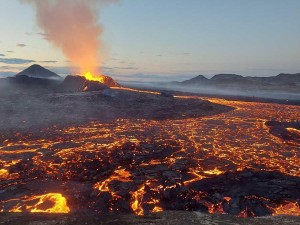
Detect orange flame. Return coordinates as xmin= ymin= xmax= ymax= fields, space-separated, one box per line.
xmin=83 ymin=71 xmax=106 ymax=83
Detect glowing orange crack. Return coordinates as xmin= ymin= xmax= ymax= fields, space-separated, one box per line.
xmin=8 ymin=193 xmax=70 ymax=213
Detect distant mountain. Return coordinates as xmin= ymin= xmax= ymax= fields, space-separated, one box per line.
xmin=181 ymin=75 xmax=208 ymax=86
xmin=211 ymin=74 xmax=244 ymax=81
xmin=177 ymin=73 xmax=300 ymax=86
xmin=16 ymin=64 xmax=61 ymax=79
xmin=174 ymin=73 xmax=300 ymax=93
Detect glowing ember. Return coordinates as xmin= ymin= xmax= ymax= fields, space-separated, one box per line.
xmin=152 ymin=206 xmax=163 ymax=213
xmin=131 ymin=184 xmax=146 ymax=216
xmin=203 ymin=168 xmax=224 ymax=175
xmin=0 ymin=169 xmax=9 ymax=179
xmin=271 ymin=201 xmax=300 ymax=216
xmin=94 ymin=168 xmax=132 ymax=193
xmin=7 ymin=193 xmax=70 ymax=213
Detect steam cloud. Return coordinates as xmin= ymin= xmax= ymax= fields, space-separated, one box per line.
xmin=21 ymin=0 xmax=120 ymax=75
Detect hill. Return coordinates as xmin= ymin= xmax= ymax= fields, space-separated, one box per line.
xmin=176 ymin=73 xmax=300 ymax=93
xmin=16 ymin=64 xmax=62 ymax=79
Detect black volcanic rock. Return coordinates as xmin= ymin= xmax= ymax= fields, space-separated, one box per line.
xmin=183 ymin=170 xmax=300 ymax=217
xmin=265 ymin=120 xmax=300 ymax=142
xmin=16 ymin=64 xmax=61 ymax=79
xmin=0 ymin=75 xmax=60 ymax=94
xmin=57 ymin=75 xmax=109 ymax=92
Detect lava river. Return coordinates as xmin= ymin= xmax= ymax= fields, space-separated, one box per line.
xmin=0 ymin=94 xmax=299 ymax=217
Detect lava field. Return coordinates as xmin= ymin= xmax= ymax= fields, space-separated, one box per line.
xmin=0 ymin=91 xmax=299 ymax=218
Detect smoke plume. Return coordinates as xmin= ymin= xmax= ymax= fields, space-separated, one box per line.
xmin=21 ymin=0 xmax=119 ymax=75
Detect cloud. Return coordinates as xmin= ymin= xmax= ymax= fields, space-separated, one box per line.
xmin=17 ymin=44 xmax=27 ymax=47
xmin=156 ymin=54 xmax=162 ymax=57
xmin=36 ymin=32 xmax=47 ymax=36
xmin=7 ymin=51 xmax=14 ymax=53
xmin=0 ymin=58 xmax=35 ymax=64
xmin=0 ymin=65 xmax=25 ymax=70
xmin=0 ymin=71 xmax=16 ymax=78
xmin=0 ymin=54 xmax=5 ymax=57
xmin=109 ymin=58 xmax=119 ymax=61
xmin=36 ymin=32 xmax=50 ymax=40
xmin=39 ymin=60 xmax=58 ymax=63
xmin=180 ymin=52 xmax=191 ymax=55
xmin=102 ymin=66 xmax=138 ymax=70
xmin=118 ymin=67 xmax=138 ymax=70
xmin=245 ymin=68 xmax=282 ymax=72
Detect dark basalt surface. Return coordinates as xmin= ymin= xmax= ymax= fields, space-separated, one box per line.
xmin=0 ymin=211 xmax=299 ymax=225
xmin=1 ymin=132 xmax=299 ymax=217
xmin=265 ymin=121 xmax=300 ymax=143
xmin=0 ymin=89 xmax=233 ymax=131
xmin=184 ymin=170 xmax=300 ymax=216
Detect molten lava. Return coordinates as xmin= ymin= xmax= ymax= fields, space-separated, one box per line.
xmin=271 ymin=201 xmax=300 ymax=216
xmin=131 ymin=184 xmax=146 ymax=216
xmin=0 ymin=169 xmax=8 ymax=179
xmin=6 ymin=193 xmax=70 ymax=213
xmin=0 ymin=89 xmax=299 ymax=217
xmin=83 ymin=72 xmax=106 ymax=83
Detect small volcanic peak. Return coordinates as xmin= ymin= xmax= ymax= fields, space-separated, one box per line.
xmin=181 ymin=75 xmax=209 ymax=86
xmin=100 ymin=75 xmax=121 ymax=87
xmin=16 ymin=64 xmax=61 ymax=79
xmin=58 ymin=75 xmax=109 ymax=92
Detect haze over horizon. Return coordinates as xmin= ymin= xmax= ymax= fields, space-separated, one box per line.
xmin=0 ymin=0 xmax=300 ymax=82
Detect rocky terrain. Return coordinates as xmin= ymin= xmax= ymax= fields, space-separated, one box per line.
xmin=0 ymin=211 xmax=299 ymax=225
xmin=0 ymin=88 xmax=233 ymax=131
xmin=265 ymin=121 xmax=300 ymax=143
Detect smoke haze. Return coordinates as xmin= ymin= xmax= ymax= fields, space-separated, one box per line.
xmin=21 ymin=0 xmax=120 ymax=75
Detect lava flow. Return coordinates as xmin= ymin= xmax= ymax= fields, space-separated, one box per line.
xmin=0 ymin=92 xmax=299 ymax=217
xmin=2 ymin=193 xmax=70 ymax=213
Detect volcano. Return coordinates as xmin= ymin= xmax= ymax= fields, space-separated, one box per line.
xmin=16 ymin=64 xmax=62 ymax=80
xmin=58 ymin=75 xmax=109 ymax=92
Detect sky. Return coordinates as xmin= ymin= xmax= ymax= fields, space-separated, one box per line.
xmin=0 ymin=0 xmax=300 ymax=82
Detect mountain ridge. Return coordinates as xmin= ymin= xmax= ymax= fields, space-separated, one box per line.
xmin=179 ymin=73 xmax=300 ymax=86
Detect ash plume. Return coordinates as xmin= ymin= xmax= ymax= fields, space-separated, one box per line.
xmin=20 ymin=0 xmax=120 ymax=75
